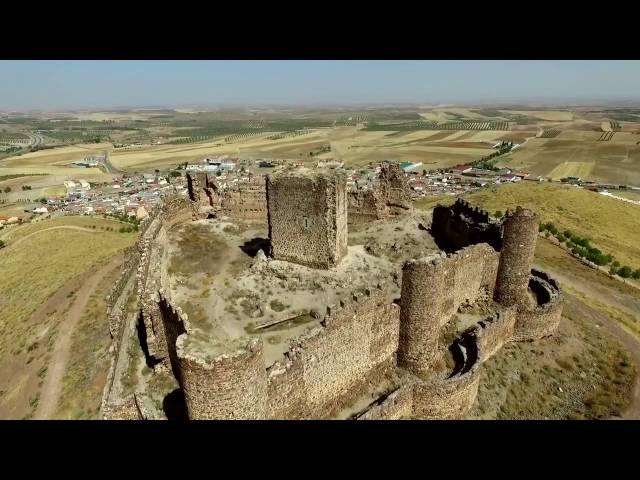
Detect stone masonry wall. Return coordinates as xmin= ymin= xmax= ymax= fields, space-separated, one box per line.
xmin=398 ymin=243 xmax=499 ymax=376
xmin=380 ymin=163 xmax=412 ymax=209
xmin=102 ymin=394 xmax=143 ymax=420
xmin=266 ymin=284 xmax=399 ymax=418
xmin=177 ymin=337 xmax=268 ymax=419
xmin=267 ymin=172 xmax=348 ymax=269
xmin=348 ymin=188 xmax=388 ymax=223
xmin=512 ymin=270 xmax=563 ymax=341
xmin=475 ymin=306 xmax=517 ymax=362
xmin=220 ymin=178 xmax=267 ymax=222
xmin=157 ymin=290 xmax=268 ymax=419
xmin=355 ymin=385 xmax=414 ymax=420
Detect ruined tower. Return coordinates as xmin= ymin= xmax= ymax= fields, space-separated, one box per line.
xmin=493 ymin=206 xmax=539 ymax=308
xmin=380 ymin=163 xmax=412 ymax=209
xmin=176 ymin=338 xmax=268 ymax=420
xmin=266 ymin=171 xmax=347 ymax=269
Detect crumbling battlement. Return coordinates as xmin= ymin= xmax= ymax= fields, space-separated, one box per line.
xmin=431 ymin=198 xmax=503 ymax=252
xmin=186 ymin=172 xmax=217 ymax=219
xmin=267 ymin=172 xmax=348 ymax=269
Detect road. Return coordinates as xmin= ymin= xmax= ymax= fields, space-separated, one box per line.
xmin=101 ymin=150 xmax=126 ymax=175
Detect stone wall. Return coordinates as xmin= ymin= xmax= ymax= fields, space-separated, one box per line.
xmin=475 ymin=306 xmax=517 ymax=362
xmin=157 ymin=289 xmax=268 ymax=419
xmin=267 ymin=172 xmax=348 ymax=269
xmin=177 ymin=337 xmax=268 ymax=419
xmin=355 ymin=385 xmax=414 ymax=420
xmin=380 ymin=163 xmax=412 ymax=209
xmin=102 ymin=395 xmax=143 ymax=420
xmin=348 ymin=188 xmax=388 ymax=223
xmin=431 ymin=198 xmax=503 ymax=252
xmin=220 ymin=177 xmax=267 ymax=222
xmin=398 ymin=243 xmax=499 ymax=375
xmin=494 ymin=206 xmax=539 ymax=308
xmin=412 ymin=327 xmax=482 ymax=419
xmin=267 ymin=286 xmax=399 ymax=419
xmin=512 ymin=270 xmax=563 ymax=341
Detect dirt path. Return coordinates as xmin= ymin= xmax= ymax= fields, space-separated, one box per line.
xmin=34 ymin=257 xmax=122 ymax=420
xmin=3 ymin=226 xmax=98 ymax=248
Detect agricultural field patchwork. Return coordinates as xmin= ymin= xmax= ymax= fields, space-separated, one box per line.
xmin=1 ymin=105 xmax=640 ymax=187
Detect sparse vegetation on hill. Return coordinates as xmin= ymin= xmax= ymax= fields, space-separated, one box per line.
xmin=0 ymin=217 xmax=136 ymax=419
xmin=462 ymin=182 xmax=640 ymax=269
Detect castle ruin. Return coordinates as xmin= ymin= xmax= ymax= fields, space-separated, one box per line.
xmin=102 ymin=166 xmax=563 ymax=420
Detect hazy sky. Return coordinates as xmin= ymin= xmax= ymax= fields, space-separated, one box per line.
xmin=1 ymin=60 xmax=639 ymax=110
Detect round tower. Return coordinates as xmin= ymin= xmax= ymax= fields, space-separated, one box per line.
xmin=398 ymin=257 xmax=448 ymax=376
xmin=176 ymin=337 xmax=268 ymax=420
xmin=493 ymin=206 xmax=539 ymax=308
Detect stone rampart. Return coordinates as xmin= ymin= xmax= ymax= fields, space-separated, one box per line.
xmin=266 ymin=284 xmax=399 ymax=418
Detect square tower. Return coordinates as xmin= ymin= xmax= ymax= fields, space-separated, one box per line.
xmin=266 ymin=171 xmax=347 ymax=269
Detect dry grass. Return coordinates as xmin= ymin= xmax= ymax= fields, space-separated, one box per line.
xmin=0 ymin=143 xmax=113 ymax=179
xmin=0 ymin=217 xmax=136 ymax=356
xmin=168 ymin=224 xmax=229 ymax=276
xmin=547 ymin=161 xmax=596 ymax=180
xmin=462 ymin=182 xmax=640 ymax=268
xmin=469 ymin=297 xmax=636 ymax=419
xmin=54 ymin=264 xmax=121 ymax=419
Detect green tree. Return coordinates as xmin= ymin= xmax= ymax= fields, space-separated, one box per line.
xmin=617 ymin=266 xmax=633 ymax=278
xmin=3 ymin=186 xmax=11 ymax=193
xmin=0 ymin=239 xmax=5 ymax=249
xmin=494 ymin=210 xmax=503 ymax=218
xmin=39 ymin=198 xmax=47 ymax=204
xmin=556 ymin=233 xmax=566 ymax=243
xmin=632 ymin=269 xmax=640 ymax=279
xmin=612 ymin=260 xmax=620 ymax=268
xmin=563 ymin=230 xmax=573 ymax=239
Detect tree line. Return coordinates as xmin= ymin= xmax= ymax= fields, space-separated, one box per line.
xmin=539 ymin=222 xmax=640 ymax=279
